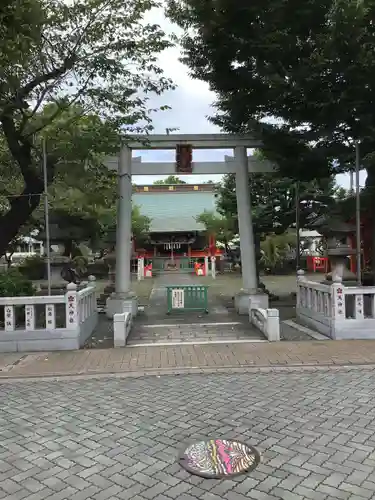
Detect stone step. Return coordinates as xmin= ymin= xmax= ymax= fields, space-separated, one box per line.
xmin=127 ymin=321 xmax=265 ymax=345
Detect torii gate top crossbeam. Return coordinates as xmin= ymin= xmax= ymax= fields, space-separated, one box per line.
xmin=126 ymin=133 xmax=262 ymax=150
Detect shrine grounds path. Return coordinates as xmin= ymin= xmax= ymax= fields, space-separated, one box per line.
xmin=2 ymin=369 xmax=375 ymax=499
xmin=1 ymin=273 xmax=375 ymax=378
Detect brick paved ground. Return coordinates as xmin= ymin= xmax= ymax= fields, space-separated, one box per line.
xmin=3 ymin=340 xmax=375 ymax=379
xmin=2 ymin=369 xmax=375 ymax=499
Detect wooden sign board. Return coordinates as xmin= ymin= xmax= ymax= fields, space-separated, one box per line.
xmin=176 ymin=144 xmax=193 ymax=174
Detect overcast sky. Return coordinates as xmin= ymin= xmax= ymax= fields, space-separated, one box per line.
xmin=133 ymin=8 xmax=367 ymax=190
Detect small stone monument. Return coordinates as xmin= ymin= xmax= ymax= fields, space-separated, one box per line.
xmin=309 ymin=214 xmax=357 ymax=285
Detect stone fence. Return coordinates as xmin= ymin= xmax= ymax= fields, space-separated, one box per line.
xmin=296 ymin=270 xmax=375 ymax=339
xmin=0 ymin=276 xmax=98 ymax=351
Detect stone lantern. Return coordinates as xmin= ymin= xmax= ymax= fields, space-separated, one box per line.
xmin=309 ymin=214 xmax=357 ymax=285
xmin=38 ymin=222 xmax=71 ymax=287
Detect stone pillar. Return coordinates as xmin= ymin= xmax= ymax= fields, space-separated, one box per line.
xmin=234 ymin=146 xmax=268 ymax=314
xmin=106 ymin=146 xmax=138 ymax=318
xmin=137 ymin=257 xmax=144 ymax=282
xmin=211 ymin=256 xmax=216 ymax=279
xmin=204 ymin=256 xmax=209 ymax=276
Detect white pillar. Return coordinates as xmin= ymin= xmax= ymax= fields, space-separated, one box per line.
xmin=211 ymin=256 xmax=216 ymax=279
xmin=234 ymin=146 xmax=268 ymax=314
xmin=204 ymin=256 xmax=209 ymax=276
xmin=106 ymin=146 xmax=138 ymax=318
xmin=137 ymin=257 xmax=144 ymax=281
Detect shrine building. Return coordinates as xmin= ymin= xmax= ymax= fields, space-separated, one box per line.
xmin=132 ymin=183 xmax=221 ymax=263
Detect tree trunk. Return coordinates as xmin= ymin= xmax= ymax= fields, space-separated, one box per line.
xmin=0 ymin=180 xmax=43 ymax=258
xmin=0 ymin=114 xmax=55 ymax=258
xmin=5 ymin=254 xmax=13 ymax=269
xmin=63 ymin=239 xmax=73 ymax=258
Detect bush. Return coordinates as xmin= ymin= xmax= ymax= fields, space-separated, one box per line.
xmin=86 ymin=260 xmax=108 ymax=278
xmin=0 ymin=269 xmax=35 ymax=297
xmin=72 ymin=256 xmax=88 ymax=277
xmin=19 ymin=255 xmax=45 ymax=280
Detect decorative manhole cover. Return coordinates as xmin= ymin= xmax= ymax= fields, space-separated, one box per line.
xmin=179 ymin=439 xmax=260 ymax=478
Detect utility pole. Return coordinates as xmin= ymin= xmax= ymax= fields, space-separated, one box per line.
xmin=355 ymin=141 xmax=361 ymax=285
xmin=295 ymin=181 xmax=301 ymax=271
xmin=42 ymin=138 xmax=52 ymax=295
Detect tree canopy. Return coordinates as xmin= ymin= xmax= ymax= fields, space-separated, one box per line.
xmin=0 ymin=0 xmax=174 ymax=256
xmin=153 ymin=175 xmax=186 ymax=184
xmin=216 ymin=173 xmax=339 ymax=237
xmin=168 ymin=0 xmax=375 ymax=270
xmin=196 ymin=210 xmax=234 ymax=248
xmin=167 ymin=0 xmax=375 ymax=179
xmin=0 ymin=106 xmax=152 ymax=258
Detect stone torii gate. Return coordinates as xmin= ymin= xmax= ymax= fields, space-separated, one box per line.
xmin=105 ymin=134 xmax=275 ymax=318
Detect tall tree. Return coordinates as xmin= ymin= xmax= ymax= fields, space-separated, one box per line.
xmin=167 ymin=0 xmax=375 ymax=216
xmin=0 ymin=0 xmax=174 ymax=256
xmin=195 ymin=210 xmax=235 ymax=255
xmin=168 ymin=0 xmax=375 ymax=270
xmin=216 ymin=173 xmax=338 ymax=236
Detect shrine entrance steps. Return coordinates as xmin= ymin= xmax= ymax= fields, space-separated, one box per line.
xmin=126 ymin=274 xmax=266 ymax=346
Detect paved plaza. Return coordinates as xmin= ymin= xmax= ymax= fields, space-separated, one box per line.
xmin=3 ymin=340 xmax=375 ymax=378
xmin=2 ymin=369 xmax=375 ymax=499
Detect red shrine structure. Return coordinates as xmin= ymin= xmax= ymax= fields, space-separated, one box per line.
xmin=132 ymin=183 xmax=223 ymax=263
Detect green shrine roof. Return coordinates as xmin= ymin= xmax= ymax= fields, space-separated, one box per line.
xmin=133 ymin=184 xmax=217 ymax=232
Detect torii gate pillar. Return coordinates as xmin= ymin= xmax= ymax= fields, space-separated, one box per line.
xmin=106 ymin=146 xmax=138 ymax=318
xmin=234 ymin=146 xmax=269 ymax=314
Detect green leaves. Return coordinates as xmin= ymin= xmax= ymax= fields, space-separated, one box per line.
xmin=167 ymin=0 xmax=375 ymax=178
xmin=153 ymin=176 xmax=186 ymax=185
xmin=1 ymin=0 xmax=174 ymax=134
xmin=215 ymin=172 xmax=338 ymax=236
xmin=0 ymin=0 xmax=174 ymax=254
xmin=195 ymin=210 xmax=235 ymax=245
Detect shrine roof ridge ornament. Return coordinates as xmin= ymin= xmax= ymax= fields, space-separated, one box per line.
xmin=124 ymin=133 xmax=262 ymax=149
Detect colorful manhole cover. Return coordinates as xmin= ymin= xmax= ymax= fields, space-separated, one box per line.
xmin=179 ymin=439 xmax=260 ymax=479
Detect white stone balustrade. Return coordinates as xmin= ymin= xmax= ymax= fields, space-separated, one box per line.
xmin=0 ymin=276 xmax=98 ymax=351
xmin=249 ymin=302 xmax=280 ymax=341
xmin=296 ymin=270 xmax=375 ymax=339
xmin=113 ymin=312 xmax=133 ymax=347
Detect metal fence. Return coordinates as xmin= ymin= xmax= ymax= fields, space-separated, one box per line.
xmin=166 ymin=285 xmax=209 ymax=314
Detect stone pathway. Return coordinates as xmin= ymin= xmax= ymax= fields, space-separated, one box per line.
xmin=87 ymin=272 xmax=319 ymax=348
xmin=2 ymin=370 xmax=375 ymax=499
xmin=129 ymin=273 xmax=265 ymax=346
xmin=102 ymin=273 xmax=266 ymax=347
xmin=3 ymin=340 xmax=375 ymax=379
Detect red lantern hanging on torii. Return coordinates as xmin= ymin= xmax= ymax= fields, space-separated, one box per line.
xmin=176 ymin=144 xmax=193 ymax=174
